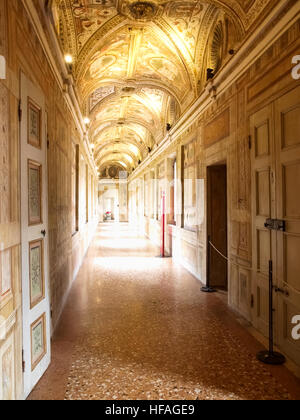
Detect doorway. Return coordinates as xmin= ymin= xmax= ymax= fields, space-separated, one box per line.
xmin=207 ymin=164 xmax=228 ymax=290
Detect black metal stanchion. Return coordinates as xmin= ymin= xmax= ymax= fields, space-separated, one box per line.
xmin=257 ymin=260 xmax=286 ymax=365
xmin=201 ymin=235 xmax=216 ymax=293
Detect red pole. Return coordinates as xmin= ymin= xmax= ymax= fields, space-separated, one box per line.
xmin=161 ymin=192 xmax=165 ymax=258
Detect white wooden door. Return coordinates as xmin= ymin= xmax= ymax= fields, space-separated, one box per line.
xmin=275 ymin=86 xmax=300 ymax=364
xmin=20 ymin=72 xmax=51 ymax=398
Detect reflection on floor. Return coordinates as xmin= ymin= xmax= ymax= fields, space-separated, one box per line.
xmin=29 ymin=223 xmax=300 ymax=400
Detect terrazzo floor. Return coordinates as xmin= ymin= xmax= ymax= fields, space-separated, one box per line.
xmin=28 ymin=223 xmax=300 ymax=400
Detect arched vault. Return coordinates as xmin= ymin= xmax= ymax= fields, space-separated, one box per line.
xmin=50 ymin=0 xmax=250 ymax=174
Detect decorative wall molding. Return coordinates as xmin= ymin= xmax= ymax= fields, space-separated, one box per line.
xmin=0 ymin=310 xmax=16 ymax=343
xmin=203 ymin=108 xmax=230 ymax=148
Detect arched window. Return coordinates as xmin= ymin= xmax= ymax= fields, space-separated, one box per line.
xmin=210 ymin=21 xmax=224 ymax=75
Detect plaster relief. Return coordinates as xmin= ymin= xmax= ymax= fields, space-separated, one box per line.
xmin=203 ymin=108 xmax=230 ymax=147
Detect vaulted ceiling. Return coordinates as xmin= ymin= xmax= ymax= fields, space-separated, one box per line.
xmin=50 ymin=0 xmax=272 ymax=177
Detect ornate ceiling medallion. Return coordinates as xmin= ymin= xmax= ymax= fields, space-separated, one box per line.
xmin=122 ymin=1 xmax=161 ymax=21
xmin=108 ymin=166 xmax=118 ymax=179
xmin=130 ymin=2 xmax=156 ymax=20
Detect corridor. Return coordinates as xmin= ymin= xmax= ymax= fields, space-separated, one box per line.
xmin=29 ymin=224 xmax=300 ymax=401
xmin=1 ymin=0 xmax=300 ymax=401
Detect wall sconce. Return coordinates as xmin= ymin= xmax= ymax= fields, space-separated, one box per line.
xmin=207 ymin=68 xmax=215 ymax=81
xmin=65 ymin=54 xmax=73 ymax=72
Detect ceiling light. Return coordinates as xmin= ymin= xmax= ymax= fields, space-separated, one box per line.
xmin=65 ymin=54 xmax=73 ymax=64
xmin=84 ymin=117 xmax=91 ymax=125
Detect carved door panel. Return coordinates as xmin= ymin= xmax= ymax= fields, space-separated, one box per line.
xmin=20 ymin=73 xmax=51 ymax=398
xmin=275 ymin=86 xmax=300 ymax=363
xmin=250 ymin=105 xmax=277 ymax=338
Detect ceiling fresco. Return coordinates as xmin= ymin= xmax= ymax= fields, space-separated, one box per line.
xmin=51 ymin=0 xmax=273 ymax=175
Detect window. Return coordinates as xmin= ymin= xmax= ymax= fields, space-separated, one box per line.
xmin=86 ymin=165 xmax=89 ymax=223
xmin=91 ymin=175 xmax=94 ymax=219
xmin=183 ymin=141 xmax=196 ymax=231
xmin=150 ymin=170 xmax=155 ymax=219
xmin=157 ymin=161 xmax=165 ymax=221
xmin=169 ymin=160 xmax=176 ymax=225
xmin=71 ymin=144 xmax=79 ymax=234
xmin=79 ymin=154 xmax=86 ymax=227
xmin=144 ymin=174 xmax=149 ymax=217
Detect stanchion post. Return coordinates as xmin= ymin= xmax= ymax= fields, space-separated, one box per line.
xmin=161 ymin=192 xmax=165 ymax=258
xmin=201 ymin=234 xmax=216 ymax=293
xmin=257 ymin=259 xmax=286 ymax=365
xmin=269 ymin=260 xmax=274 ymax=355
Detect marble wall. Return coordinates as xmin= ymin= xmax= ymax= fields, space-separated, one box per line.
xmin=128 ymin=16 xmax=300 ymax=364
xmin=0 ymin=0 xmax=98 ymax=399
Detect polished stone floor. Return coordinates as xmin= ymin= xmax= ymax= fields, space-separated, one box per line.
xmin=29 ymin=223 xmax=300 ymax=400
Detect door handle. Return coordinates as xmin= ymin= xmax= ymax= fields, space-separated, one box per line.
xmin=41 ymin=230 xmax=46 ymax=237
xmin=274 ymin=287 xmax=289 ymax=297
xmin=264 ymin=218 xmax=286 ymax=232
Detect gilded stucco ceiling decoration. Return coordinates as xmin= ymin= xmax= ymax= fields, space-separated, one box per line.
xmin=124 ymin=1 xmax=162 ymax=20
xmin=92 ymin=121 xmax=152 ymax=148
xmin=51 ymin=0 xmax=273 ymax=173
xmin=89 ymin=86 xmax=116 ymax=112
